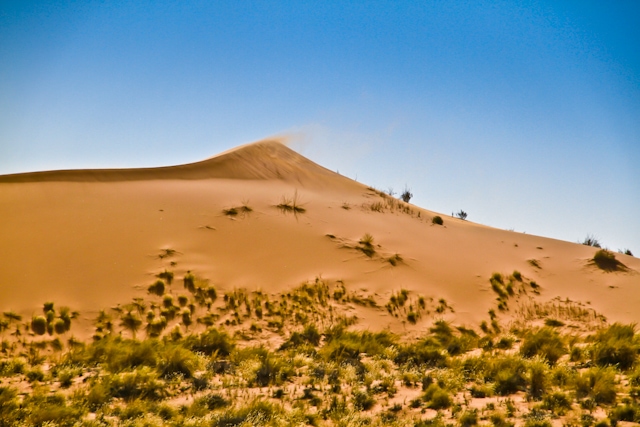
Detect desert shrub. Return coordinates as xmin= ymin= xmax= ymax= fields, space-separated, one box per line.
xmin=107 ymin=367 xmax=166 ymax=401
xmin=97 ymin=338 xmax=158 ymax=372
xmin=459 ymin=410 xmax=479 ymax=427
xmin=194 ymin=392 xmax=230 ymax=411
xmin=470 ymin=383 xmax=493 ymax=398
xmin=212 ymin=399 xmax=281 ymax=427
xmin=276 ymin=191 xmax=306 ymax=214
xmin=231 ymin=346 xmax=292 ymax=387
xmin=455 ymin=210 xmax=468 ymax=220
xmin=407 ymin=311 xmax=419 ymax=324
xmin=0 ymin=386 xmax=19 ymax=420
xmin=22 ymin=391 xmax=84 ymax=426
xmin=31 ymin=316 xmax=47 ymax=335
xmin=156 ymin=269 xmax=174 ymax=284
xmin=357 ymin=233 xmax=376 ymax=257
xmin=542 ymin=391 xmax=572 ymax=415
xmin=423 ymin=384 xmax=452 ymax=409
xmin=520 ymin=328 xmax=566 ymax=365
xmin=582 ymin=234 xmax=602 ymax=247
xmin=183 ymin=271 xmax=196 ymax=293
xmin=427 ymin=321 xmax=476 ymax=356
xmin=352 ymin=388 xmax=376 ymax=410
xmin=323 ymin=329 xmax=396 ymax=361
xmin=157 ymin=345 xmax=199 ymax=379
xmin=395 ymin=337 xmax=447 ymax=368
xmin=186 ymin=327 xmax=234 ymax=357
xmin=523 ymin=419 xmax=552 ymax=427
xmin=280 ymin=324 xmax=321 ymax=349
xmin=58 ymin=368 xmax=76 ymax=388
xmin=590 ymin=323 xmax=638 ymax=370
xmin=575 ymin=367 xmax=617 ymax=405
xmin=401 ymin=187 xmax=413 ymax=203
xmin=609 ymin=404 xmax=640 ymax=424
xmin=528 ymin=359 xmax=549 ymax=400
xmin=148 ymin=280 xmax=165 ymax=296
xmin=26 ymin=367 xmax=45 ymax=382
xmin=487 ymin=356 xmax=528 ymax=396
xmin=432 ymin=215 xmax=444 ymax=225
xmin=593 ymin=249 xmax=626 ymax=271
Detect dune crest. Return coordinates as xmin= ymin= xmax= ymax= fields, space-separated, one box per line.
xmin=0 ymin=139 xmax=349 ymax=187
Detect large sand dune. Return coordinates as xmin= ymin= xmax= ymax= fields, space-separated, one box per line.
xmin=1 ymin=139 xmax=638 ymax=336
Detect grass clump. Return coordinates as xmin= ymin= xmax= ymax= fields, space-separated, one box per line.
xmin=590 ymin=323 xmax=638 ymax=370
xmin=520 ymin=328 xmax=566 ymax=365
xmin=592 ymin=249 xmax=626 ymax=272
xmin=432 ymin=215 xmax=444 ymax=225
xmin=276 ymin=191 xmax=306 ymax=214
xmin=575 ymin=367 xmax=618 ymax=405
xmin=222 ymin=203 xmax=253 ymax=216
xmin=582 ymin=234 xmax=602 ymax=248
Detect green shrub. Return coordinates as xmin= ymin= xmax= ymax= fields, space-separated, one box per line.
xmin=0 ymin=386 xmax=19 ymax=420
xmin=212 ymin=399 xmax=281 ymax=427
xmin=432 ymin=216 xmax=444 ymax=225
xmin=542 ymin=392 xmax=572 ymax=415
xmin=459 ymin=410 xmax=478 ymax=427
xmin=591 ymin=323 xmax=638 ymax=370
xmin=352 ymin=389 xmax=376 ymax=410
xmin=395 ymin=338 xmax=447 ymax=368
xmin=31 ymin=316 xmax=47 ymax=335
xmin=487 ymin=356 xmax=528 ymax=396
xmin=520 ymin=328 xmax=566 ymax=365
xmin=575 ymin=367 xmax=617 ymax=405
xmin=107 ymin=367 xmax=166 ymax=401
xmin=609 ymin=404 xmax=640 ymax=424
xmin=423 ymin=384 xmax=452 ymax=409
xmin=157 ymin=345 xmax=199 ymax=379
xmin=186 ymin=327 xmax=234 ymax=356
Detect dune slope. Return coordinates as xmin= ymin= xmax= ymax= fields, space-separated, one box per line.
xmin=1 ymin=139 xmax=638 ymax=336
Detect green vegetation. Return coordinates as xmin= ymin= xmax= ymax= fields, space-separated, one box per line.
xmin=1 ymin=267 xmax=639 ymax=426
xmin=432 ymin=215 xmax=444 ymax=225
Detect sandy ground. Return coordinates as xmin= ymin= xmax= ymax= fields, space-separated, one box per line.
xmin=1 ymin=139 xmax=638 ymax=337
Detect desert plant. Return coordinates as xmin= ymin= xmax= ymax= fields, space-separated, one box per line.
xmin=456 ymin=210 xmax=468 ymax=220
xmin=186 ymin=327 xmax=234 ymax=356
xmin=120 ymin=311 xmax=142 ymax=339
xmin=520 ymin=328 xmax=566 ymax=365
xmin=276 ymin=190 xmax=306 ymax=214
xmin=357 ymin=233 xmax=376 ymax=257
xmin=148 ymin=280 xmax=165 ymax=296
xmin=593 ymin=249 xmax=626 ymax=272
xmin=582 ymin=234 xmax=602 ymax=248
xmin=590 ymin=323 xmax=638 ymax=370
xmin=423 ymin=383 xmax=452 ymax=409
xmin=31 ymin=316 xmax=47 ymax=335
xmin=575 ymin=367 xmax=617 ymax=405
xmin=401 ymin=186 xmax=413 ymax=203
xmin=432 ymin=215 xmax=444 ymax=225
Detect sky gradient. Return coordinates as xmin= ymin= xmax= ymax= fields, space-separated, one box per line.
xmin=1 ymin=1 xmax=639 ymax=252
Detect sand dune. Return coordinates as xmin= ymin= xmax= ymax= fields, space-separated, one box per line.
xmin=1 ymin=139 xmax=638 ymax=337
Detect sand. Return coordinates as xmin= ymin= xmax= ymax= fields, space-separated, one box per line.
xmin=1 ymin=139 xmax=638 ymax=337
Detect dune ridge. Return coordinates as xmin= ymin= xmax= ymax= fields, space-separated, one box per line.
xmin=0 ymin=139 xmax=349 ymax=187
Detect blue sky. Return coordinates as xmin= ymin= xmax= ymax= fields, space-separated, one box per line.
xmin=1 ymin=1 xmax=639 ymax=252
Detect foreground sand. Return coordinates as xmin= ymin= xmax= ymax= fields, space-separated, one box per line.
xmin=0 ymin=139 xmax=638 ymax=337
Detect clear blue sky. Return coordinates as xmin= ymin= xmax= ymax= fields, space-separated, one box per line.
xmin=1 ymin=1 xmax=639 ymax=252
